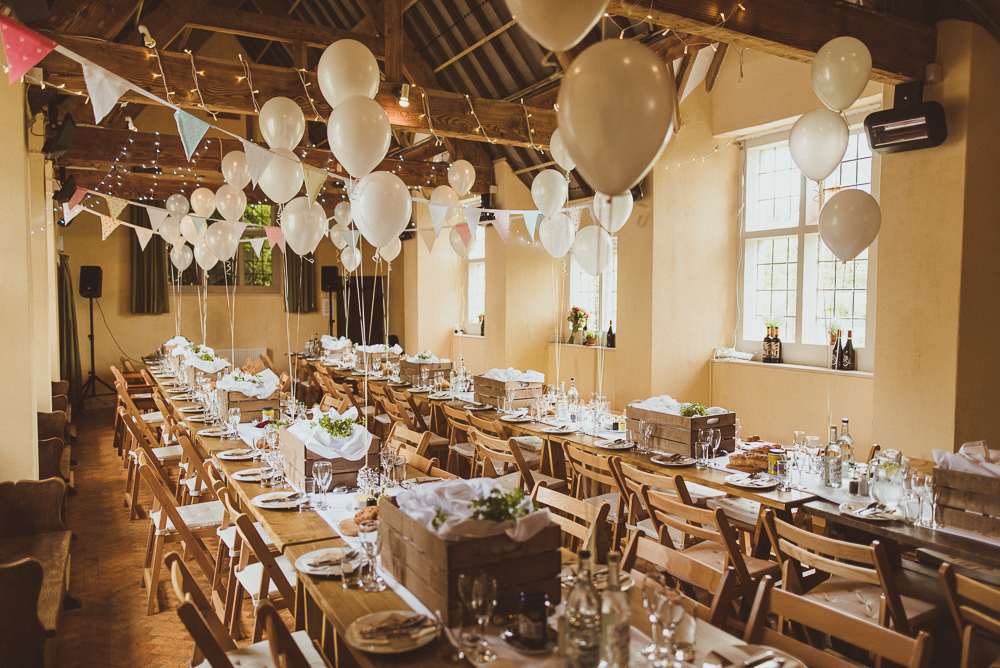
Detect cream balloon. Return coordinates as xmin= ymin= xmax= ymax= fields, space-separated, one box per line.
xmin=378 ymin=237 xmax=401 ymax=262
xmin=258 ymin=147 xmax=303 ymax=204
xmin=170 ymin=243 xmax=193 ymax=271
xmin=354 ymin=171 xmax=412 ymax=249
xmin=281 ymin=197 xmax=328 ymax=255
xmin=334 ymin=201 xmax=352 ymax=226
xmin=327 ymin=94 xmax=391 ymax=179
xmin=593 ymin=192 xmax=634 ymax=234
xmin=558 ymin=40 xmax=675 ymax=196
xmin=180 ymin=215 xmax=207 ymax=245
xmin=789 ymin=108 xmax=849 ymax=182
xmin=190 ymin=187 xmax=216 ymax=218
xmin=329 ymin=225 xmax=347 ymax=249
xmin=341 ymin=245 xmax=361 ymax=272
xmin=430 ymin=185 xmax=461 ymax=222
xmin=222 ymin=151 xmax=251 ymax=189
xmin=205 ymin=221 xmax=239 ymax=261
xmin=449 ymin=227 xmax=474 ymax=257
xmin=572 ymin=224 xmax=614 ymax=276
xmin=317 ymin=39 xmax=379 ymax=110
xmin=811 ymin=37 xmax=872 ymax=112
xmin=194 ymin=240 xmax=218 ymax=271
xmin=215 ymin=184 xmax=247 ymax=224
xmin=259 ymin=96 xmax=305 ymax=151
xmin=549 ymin=127 xmax=576 ymax=172
xmin=159 ymin=215 xmax=181 ymax=240
xmin=505 ymin=0 xmax=608 ymax=51
xmin=531 ymin=169 xmax=568 ymax=219
xmin=538 ymin=213 xmax=575 ymax=259
xmin=166 ymin=193 xmax=189 ymax=216
xmin=448 ymin=160 xmax=476 ymax=196
xmin=818 ymin=189 xmax=881 ymax=262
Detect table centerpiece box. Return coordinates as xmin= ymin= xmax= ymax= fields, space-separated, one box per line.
xmin=624 ymin=405 xmax=736 ymax=457
xmin=473 ymin=376 xmax=544 ymax=410
xmin=278 ymin=426 xmax=379 ymax=490
xmin=357 ymin=350 xmax=402 ymax=367
xmin=217 ymin=388 xmax=280 ymax=423
xmin=379 ymin=496 xmax=561 ymax=625
xmin=400 ymin=360 xmax=453 ymax=385
xmin=933 ymin=467 xmax=1000 ymax=538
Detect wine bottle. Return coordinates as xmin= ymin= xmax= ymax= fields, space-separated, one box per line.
xmin=842 ymin=330 xmax=855 ymax=370
xmin=773 ymin=327 xmax=783 ymax=364
xmin=763 ymin=327 xmax=773 ymax=363
xmin=825 ymin=425 xmax=842 ymax=488
xmin=831 ymin=330 xmax=842 ymax=370
xmin=606 ymin=321 xmax=615 ymax=348
xmin=837 ymin=418 xmax=855 ymax=466
xmin=566 ymin=550 xmax=601 ymax=668
xmin=598 ymin=551 xmax=630 ymax=668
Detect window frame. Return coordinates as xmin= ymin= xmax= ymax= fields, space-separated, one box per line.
xmin=465 ymin=226 xmax=486 ymax=332
xmin=566 ymin=235 xmax=618 ymax=343
xmin=736 ymin=112 xmax=880 ymax=371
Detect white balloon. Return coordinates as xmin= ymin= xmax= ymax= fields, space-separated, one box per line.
xmin=448 ymin=160 xmax=476 ymax=196
xmin=190 ymin=187 xmax=216 ymax=218
xmin=222 ymin=151 xmax=251 ymax=189
xmin=506 ymin=0 xmax=608 ymax=51
xmin=205 ymin=221 xmax=239 ymax=261
xmin=317 ymin=39 xmax=379 ymax=110
xmin=789 ymin=108 xmax=850 ymax=182
xmin=378 ymin=237 xmax=401 ymax=262
xmin=812 ymin=36 xmax=872 ymax=112
xmin=354 ymin=171 xmax=412 ymax=249
xmin=329 ymin=225 xmax=347 ymax=249
xmin=531 ymin=169 xmax=568 ymax=219
xmin=180 ymin=215 xmax=207 ymax=246
xmin=449 ymin=227 xmax=474 ymax=257
xmin=259 ymin=97 xmax=305 ymax=151
xmin=818 ymin=189 xmax=881 ymax=262
xmin=170 ymin=243 xmax=193 ymax=271
xmin=258 ymin=147 xmax=303 ymax=204
xmin=327 ymin=95 xmax=391 ymax=179
xmin=430 ymin=185 xmax=461 ymax=222
xmin=572 ymin=225 xmax=614 ymax=276
xmin=538 ymin=213 xmax=575 ymax=259
xmin=341 ymin=245 xmax=361 ymax=272
xmin=558 ymin=40 xmax=675 ymax=195
xmin=334 ymin=201 xmax=353 ymax=227
xmin=215 ymin=184 xmax=247 ymax=224
xmin=194 ymin=240 xmax=218 ymax=271
xmin=281 ymin=197 xmax=328 ymax=255
xmin=159 ymin=215 xmax=181 ymax=240
xmin=593 ymin=192 xmax=633 ymax=234
xmin=166 ymin=193 xmax=189 ymax=216
xmin=549 ymin=127 xmax=576 ymax=172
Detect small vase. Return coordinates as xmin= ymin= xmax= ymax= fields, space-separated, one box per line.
xmin=568 ymin=332 xmax=577 ymax=345
xmin=585 ymin=336 xmax=596 ymax=346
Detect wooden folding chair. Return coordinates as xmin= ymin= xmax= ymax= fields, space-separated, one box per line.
xmin=468 ymin=427 xmax=566 ymax=493
xmin=0 ymin=559 xmax=46 ymax=667
xmin=385 ymin=423 xmax=432 ymax=457
xmin=341 ymin=382 xmax=376 ymax=427
xmin=259 ymin=353 xmax=278 ymax=374
xmin=121 ymin=408 xmax=182 ymax=520
xmin=745 ymin=576 xmax=933 ymax=668
xmin=941 ymin=562 xmax=1000 ymax=668
xmin=175 ymin=433 xmax=217 ymax=506
xmin=231 ymin=512 xmax=298 ymax=641
xmin=467 ymin=411 xmax=545 ymax=471
xmin=531 ymin=483 xmax=611 ymax=564
xmin=442 ymin=404 xmax=476 ymax=477
xmin=562 ymin=442 xmax=628 ymax=548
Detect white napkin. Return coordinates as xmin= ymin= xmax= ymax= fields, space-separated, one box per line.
xmin=633 ymin=394 xmax=729 ymax=417
xmin=217 ymin=368 xmax=279 ymax=399
xmin=189 ymin=354 xmax=230 ymax=374
xmin=321 ymin=335 xmax=351 ymax=351
xmin=933 ymin=441 xmax=1000 ymax=477
xmin=164 ymin=335 xmax=190 ymax=347
xmin=482 ymin=367 xmax=544 ymax=383
xmin=180 ymin=344 xmax=215 ymax=362
xmin=357 ymin=343 xmax=402 ymax=354
xmin=285 ymin=406 xmax=372 ymax=461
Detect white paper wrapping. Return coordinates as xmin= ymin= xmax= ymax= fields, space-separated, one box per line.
xmin=356 ymin=343 xmax=403 ymax=354
xmin=633 ymin=394 xmax=728 ymax=417
xmin=285 ymin=406 xmax=372 ymax=461
xmin=321 ymin=335 xmax=352 ymax=351
xmin=217 ymin=368 xmax=279 ymax=399
xmin=164 ymin=335 xmax=190 ymax=347
xmin=188 ymin=354 xmax=230 ymax=374
xmin=404 ymin=351 xmax=451 ymax=364
xmin=481 ymin=367 xmax=545 ymax=383
xmin=933 ymin=441 xmax=1000 ymax=477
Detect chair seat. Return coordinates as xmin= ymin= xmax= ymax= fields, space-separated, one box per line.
xmin=495 ymin=471 xmax=567 ymax=493
xmin=181 ymin=475 xmax=211 ymax=497
xmin=680 ymin=541 xmax=780 ymax=579
xmin=706 ymin=496 xmax=761 ymax=528
xmin=150 ymin=500 xmax=225 ymax=535
xmin=426 ymin=433 xmax=449 ymax=447
xmin=131 ymin=444 xmax=183 ymax=463
xmin=374 ymin=414 xmax=392 ymax=425
xmin=585 ymin=492 xmax=622 ymax=523
xmin=193 ymin=630 xmax=326 ymax=668
xmin=450 ymin=442 xmax=475 ymax=458
xmin=803 ymin=576 xmax=939 ymax=627
xmin=512 ymin=436 xmax=544 ymax=452
xmin=235 ymin=554 xmax=297 ymax=604
xmin=218 ymin=521 xmax=277 ymax=555
xmin=140 ymin=411 xmax=164 ymax=424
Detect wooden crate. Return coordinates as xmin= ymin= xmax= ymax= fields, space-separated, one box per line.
xmin=217 ymin=388 xmax=280 ymax=423
xmin=358 ymin=350 xmax=401 ymax=371
xmin=400 ymin=360 xmax=453 ymax=386
xmin=933 ymin=467 xmax=1000 ymax=538
xmin=379 ymin=497 xmax=561 ymax=625
xmin=278 ymin=426 xmax=380 ymax=490
xmin=624 ymin=405 xmax=736 ymax=457
xmin=473 ymin=376 xmax=544 ymax=410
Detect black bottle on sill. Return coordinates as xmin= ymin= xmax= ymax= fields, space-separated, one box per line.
xmin=479 ymin=315 xmax=485 ymax=337
xmin=773 ymin=327 xmax=783 ymax=364
xmin=841 ymin=330 xmax=855 ymax=371
xmin=606 ymin=321 xmax=615 ymax=348
xmin=832 ymin=329 xmax=843 ymax=370
xmin=763 ymin=327 xmax=773 ymax=363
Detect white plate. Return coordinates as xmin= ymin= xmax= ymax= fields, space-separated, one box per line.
xmin=178 ymin=406 xmax=204 ymax=414
xmin=187 ymin=416 xmax=208 ymax=423
xmin=232 ymin=467 xmax=266 ymax=482
xmin=408 ymin=388 xmax=430 ymax=394
xmin=217 ymin=449 xmax=255 ymax=461
xmin=344 ymin=611 xmax=438 ymax=655
xmin=500 ymin=415 xmax=533 ymax=423
xmin=428 ymin=393 xmax=451 ymax=400
xmin=542 ymin=426 xmax=576 ymax=435
xmin=651 ymin=454 xmax=696 ymax=467
xmin=172 ymin=394 xmax=197 ymax=401
xmin=152 ymin=374 xmax=175 ymax=379
xmin=838 ymin=501 xmax=902 ymax=522
xmin=463 ymin=404 xmax=490 ymax=411
xmin=197 ymin=427 xmax=228 ymax=437
xmin=166 ymin=388 xmax=187 ymax=394
xmin=251 ymin=491 xmax=306 ymax=510
xmin=295 ymin=547 xmax=347 ymax=577
xmin=594 ymin=439 xmax=634 ymax=450
xmin=724 ymin=473 xmax=778 ymax=490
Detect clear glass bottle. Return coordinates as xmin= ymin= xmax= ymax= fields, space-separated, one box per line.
xmin=837 ymin=418 xmax=855 ymax=466
xmin=566 ymin=550 xmax=601 ymax=668
xmin=599 ymin=552 xmax=629 ymax=668
xmin=825 ymin=425 xmax=842 ymax=488
xmin=556 ymin=381 xmax=569 ymax=421
xmin=567 ymin=378 xmax=580 ymax=422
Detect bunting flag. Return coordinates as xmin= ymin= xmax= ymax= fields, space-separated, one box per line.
xmin=249 ymin=237 xmax=266 ymax=257
xmin=585 ymin=200 xmax=597 ymax=227
xmin=243 ymin=139 xmax=274 ymax=188
xmin=68 ymin=187 xmax=87 ymax=209
xmin=302 ymin=164 xmax=327 ymax=205
xmin=174 ymin=110 xmax=211 ymax=161
xmin=428 ymin=203 xmax=448 ymax=237
xmin=567 ymin=205 xmax=583 ymax=234
xmin=81 ymin=60 xmax=131 ymax=124
xmin=146 ymin=207 xmax=169 ymax=232
xmin=190 ymin=216 xmax=206 ymax=233
xmin=232 ymin=221 xmax=248 ymax=239
xmin=0 ymin=15 xmax=56 ymax=84
xmin=523 ymin=212 xmax=542 ymax=243
xmin=106 ymin=195 xmax=127 ymax=220
xmin=168 ymin=234 xmax=186 ymax=247
xmin=464 ymin=207 xmax=481 ymax=239
xmin=264 ymin=225 xmax=285 ymax=253
xmin=62 ymin=203 xmax=83 ymax=224
xmin=341 ymin=229 xmax=361 ymax=249
xmin=419 ymin=228 xmax=436 ymax=253
xmin=494 ymin=210 xmax=510 ymax=243
xmin=101 ymin=214 xmax=121 ymax=240
xmin=455 ymin=222 xmax=472 ymax=248
xmin=134 ymin=226 xmax=153 ymax=250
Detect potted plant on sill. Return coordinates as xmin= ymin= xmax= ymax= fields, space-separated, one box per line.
xmin=584 ymin=330 xmax=597 ymax=346
xmin=567 ymin=306 xmax=589 ymax=345
xmin=827 ymin=320 xmax=840 ymax=345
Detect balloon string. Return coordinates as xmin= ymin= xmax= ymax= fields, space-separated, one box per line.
xmin=354 ymin=246 xmax=369 ymax=413
xmin=282 ymin=248 xmax=296 ymax=401
xmin=383 ymin=262 xmax=390 ymax=346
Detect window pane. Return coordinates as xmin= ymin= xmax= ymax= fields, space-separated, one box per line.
xmin=468 ymin=261 xmax=485 ymax=323
xmin=746 ymin=235 xmax=797 ymax=343
xmin=814 ymin=234 xmax=869 ymax=347
xmin=467 ymin=226 xmax=486 ymax=260
xmin=746 ymin=142 xmax=802 ymax=232
xmin=569 ymin=254 xmax=601 ymax=328
xmin=242 ymin=240 xmax=273 ymax=287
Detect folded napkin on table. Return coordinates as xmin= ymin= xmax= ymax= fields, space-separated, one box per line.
xmin=321 ymin=335 xmax=351 ymax=351
xmin=404 ymin=350 xmax=451 ymax=364
xmin=933 ymin=441 xmax=1000 ymax=477
xmin=633 ymin=394 xmax=729 ymax=416
xmin=356 ymin=343 xmax=403 ymax=354
xmin=482 ymin=367 xmax=545 ymax=383
xmin=285 ymin=406 xmax=372 ymax=461
xmin=217 ymin=368 xmax=279 ymax=399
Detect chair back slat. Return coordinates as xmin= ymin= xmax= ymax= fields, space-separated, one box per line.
xmin=233 ymin=513 xmax=296 ymax=604
xmin=469 ymin=427 xmax=536 ymax=490
xmin=532 ymin=484 xmax=609 ymax=555
xmin=0 ymin=558 xmax=46 ymax=667
xmin=940 ymin=562 xmax=1000 ymax=649
xmin=386 ymin=423 xmax=432 ymax=458
xmin=563 ymin=442 xmax=616 ymax=499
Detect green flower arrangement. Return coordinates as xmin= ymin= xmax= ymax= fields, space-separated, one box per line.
xmin=679 ymin=402 xmax=708 ymax=418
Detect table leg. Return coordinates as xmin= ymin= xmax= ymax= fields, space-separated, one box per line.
xmin=751 ymin=507 xmax=793 ymax=560
xmin=543 ymin=439 xmax=567 ymax=480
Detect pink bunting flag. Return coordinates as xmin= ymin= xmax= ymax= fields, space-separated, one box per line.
xmin=493 ymin=211 xmax=510 ymax=243
xmin=455 ymin=222 xmax=472 ymax=248
xmin=264 ymin=225 xmax=285 ymax=253
xmin=134 ymin=226 xmax=153 ymax=250
xmin=106 ymin=195 xmax=127 ymax=221
xmin=68 ymin=187 xmax=87 ymax=209
xmin=0 ymin=15 xmax=56 ymax=84
xmin=101 ymin=214 xmax=121 ymax=241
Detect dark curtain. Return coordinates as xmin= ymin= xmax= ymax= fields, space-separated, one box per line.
xmin=129 ymin=205 xmax=170 ymax=314
xmin=57 ymin=253 xmax=83 ymax=413
xmin=284 ymin=248 xmax=316 ymax=313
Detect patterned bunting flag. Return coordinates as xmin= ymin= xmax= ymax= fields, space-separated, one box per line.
xmin=464 ymin=207 xmax=481 ymax=239
xmin=455 ymin=222 xmax=472 ymax=247
xmin=106 ymin=195 xmax=127 ymax=221
xmin=81 ymin=60 xmax=131 ymax=124
xmin=493 ymin=210 xmax=510 ymax=243
xmin=428 ymin=203 xmax=448 ymax=237
xmin=146 ymin=207 xmax=169 ymax=232
xmin=567 ymin=205 xmax=583 ymax=234
xmin=419 ymin=228 xmax=436 ymax=253
xmin=101 ymin=214 xmax=121 ymax=240
xmin=134 ymin=226 xmax=153 ymax=250
xmin=264 ymin=225 xmax=285 ymax=253
xmin=302 ymin=164 xmax=327 ymax=205
xmin=0 ymin=15 xmax=56 ymax=84
xmin=249 ymin=237 xmax=266 ymax=257
xmin=174 ymin=110 xmax=210 ymax=161
xmin=242 ymin=140 xmax=274 ymax=188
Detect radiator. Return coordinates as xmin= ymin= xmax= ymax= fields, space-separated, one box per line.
xmin=214 ymin=346 xmax=269 ymax=366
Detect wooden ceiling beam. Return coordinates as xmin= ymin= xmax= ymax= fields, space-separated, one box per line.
xmin=606 ymin=0 xmax=935 ymax=83
xmin=705 ymin=43 xmax=729 ymax=93
xmin=29 ymin=0 xmax=142 ymax=39
xmin=384 ymin=0 xmax=403 ymax=81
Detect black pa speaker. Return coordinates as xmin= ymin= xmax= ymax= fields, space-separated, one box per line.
xmin=79 ymin=266 xmax=103 ymax=299
xmin=321 ymin=266 xmax=341 ymax=293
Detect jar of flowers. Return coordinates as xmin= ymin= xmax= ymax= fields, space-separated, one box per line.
xmin=584 ymin=330 xmax=597 ymax=346
xmin=567 ymin=306 xmax=589 ymax=345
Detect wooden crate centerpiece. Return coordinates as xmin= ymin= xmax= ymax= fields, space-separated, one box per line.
xmin=357 ymin=349 xmax=402 ymax=371
xmin=933 ymin=467 xmax=1000 ymax=539
xmin=473 ymin=376 xmax=543 ymax=410
xmin=624 ymin=404 xmax=736 ymax=457
xmin=379 ymin=497 xmax=561 ymax=625
xmin=217 ymin=387 xmax=280 ymax=423
xmin=278 ymin=425 xmax=379 ymax=490
xmin=400 ymin=359 xmax=453 ymax=385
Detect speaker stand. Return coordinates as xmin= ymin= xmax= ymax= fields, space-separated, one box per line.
xmin=326 ymin=289 xmax=334 ymax=336
xmin=81 ymin=297 xmax=114 ymax=399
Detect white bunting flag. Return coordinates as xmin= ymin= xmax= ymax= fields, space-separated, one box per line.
xmin=106 ymin=195 xmax=127 ymax=221
xmin=243 ymin=140 xmax=274 ymax=188
xmin=249 ymin=237 xmax=267 ymax=257
xmin=464 ymin=207 xmax=481 ymax=239
xmin=494 ymin=210 xmax=510 ymax=243
xmin=428 ymin=203 xmax=448 ymax=237
xmin=341 ymin=229 xmax=361 ymax=250
xmin=523 ymin=212 xmax=542 ymax=242
xmin=302 ymin=164 xmax=327 ymax=205
xmin=62 ymin=202 xmax=83 ymax=224
xmin=419 ymin=228 xmax=436 ymax=253
xmin=146 ymin=207 xmax=169 ymax=232
xmin=174 ymin=110 xmax=210 ymax=161
xmin=134 ymin=226 xmax=153 ymax=250
xmin=232 ymin=221 xmax=248 ymax=239
xmin=81 ymin=60 xmax=131 ymax=124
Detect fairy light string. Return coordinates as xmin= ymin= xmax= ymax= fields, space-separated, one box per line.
xmin=464 ymin=94 xmax=497 ymax=144
xmin=295 ymin=68 xmax=323 ymax=121
xmin=237 ymin=53 xmax=261 ymax=113
xmin=185 ymin=49 xmax=217 ymax=121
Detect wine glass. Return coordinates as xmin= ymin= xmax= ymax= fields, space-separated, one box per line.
xmin=711 ymin=428 xmax=722 ymax=460
xmin=227 ymin=407 xmax=241 ymax=438
xmin=794 ymin=446 xmax=811 ymax=490
xmin=358 ymin=519 xmax=386 ymax=592
xmin=654 ymin=585 xmax=686 ymax=666
xmin=468 ymin=575 xmax=497 ymax=663
xmin=458 ymin=572 xmax=485 ymax=646
xmin=805 ymin=436 xmax=822 ymax=474
xmin=734 ymin=418 xmax=743 ymax=450
xmin=641 ymin=572 xmax=664 ymax=659
xmin=313 ymin=461 xmax=333 ymax=510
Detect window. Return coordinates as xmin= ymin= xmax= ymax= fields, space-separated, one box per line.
xmin=739 ymin=126 xmax=878 ymax=369
xmin=466 ymin=226 xmax=486 ymax=331
xmin=568 ymin=236 xmax=618 ymax=338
